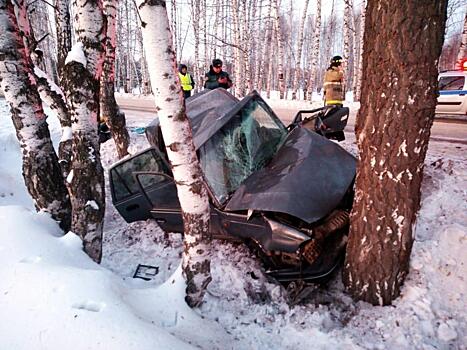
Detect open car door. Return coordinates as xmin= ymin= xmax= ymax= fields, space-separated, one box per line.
xmin=109 ymin=148 xmax=181 ymax=230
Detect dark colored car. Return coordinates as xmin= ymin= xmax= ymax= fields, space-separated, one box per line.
xmin=109 ymin=89 xmax=356 ymax=282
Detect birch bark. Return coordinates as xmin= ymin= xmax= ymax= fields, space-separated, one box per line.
xmin=353 ymin=0 xmax=365 ymax=101
xmin=137 ymin=0 xmax=212 ymax=308
xmin=231 ymin=0 xmax=244 ymax=97
xmin=343 ymin=0 xmax=352 ymax=78
xmin=291 ymin=0 xmax=309 ymax=100
xmin=63 ymin=0 xmax=106 ymax=263
xmin=273 ymin=0 xmax=285 ymax=99
xmin=0 ymin=0 xmax=71 ymax=231
xmin=306 ymin=0 xmax=320 ymax=101
xmin=256 ymin=0 xmax=272 ymax=93
xmin=190 ymin=0 xmax=202 ymax=92
xmin=101 ymin=0 xmax=130 ymax=159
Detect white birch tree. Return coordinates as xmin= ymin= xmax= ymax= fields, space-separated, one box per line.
xmin=231 ymin=0 xmax=245 ymax=97
xmin=62 ymin=0 xmax=106 ymax=263
xmin=256 ymin=0 xmax=272 ymax=92
xmin=306 ymin=0 xmax=321 ymax=100
xmin=291 ymin=0 xmax=309 ymax=100
xmin=343 ymin=0 xmax=352 ymax=76
xmin=273 ymin=0 xmax=285 ymax=99
xmin=353 ymin=0 xmax=365 ymax=101
xmin=0 ymin=0 xmax=71 ymax=231
xmin=137 ymin=0 xmax=212 ymax=308
xmin=189 ymin=0 xmax=203 ymax=92
xmin=101 ymin=0 xmax=130 ymax=159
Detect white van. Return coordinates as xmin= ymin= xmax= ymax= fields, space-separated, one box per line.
xmin=436 ymin=62 xmax=467 ymax=115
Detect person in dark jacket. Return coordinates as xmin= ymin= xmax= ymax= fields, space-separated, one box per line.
xmin=204 ymin=58 xmax=233 ymax=90
xmin=178 ymin=64 xmax=195 ymax=99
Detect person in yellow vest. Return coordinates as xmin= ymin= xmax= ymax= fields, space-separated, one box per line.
xmin=323 ymin=55 xmax=345 ymax=106
xmin=178 ymin=64 xmax=195 ymax=99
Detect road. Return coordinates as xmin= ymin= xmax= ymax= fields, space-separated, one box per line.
xmin=116 ymin=95 xmax=467 ymax=145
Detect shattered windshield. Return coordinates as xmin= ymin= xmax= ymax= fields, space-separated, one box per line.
xmin=199 ymin=98 xmax=287 ymax=204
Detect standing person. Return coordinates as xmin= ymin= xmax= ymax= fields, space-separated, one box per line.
xmin=204 ymin=59 xmax=233 ymax=90
xmin=323 ymin=55 xmax=345 ymax=106
xmin=178 ymin=64 xmax=195 ymax=99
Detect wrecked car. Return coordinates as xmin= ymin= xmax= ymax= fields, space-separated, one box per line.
xmin=109 ymin=89 xmax=356 ymax=283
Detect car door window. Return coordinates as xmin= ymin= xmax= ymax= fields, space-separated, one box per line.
xmin=111 ymin=149 xmax=170 ymax=202
xmin=439 ymin=76 xmax=465 ymax=91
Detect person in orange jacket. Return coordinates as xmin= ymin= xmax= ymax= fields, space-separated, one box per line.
xmin=323 ymin=55 xmax=345 ymax=106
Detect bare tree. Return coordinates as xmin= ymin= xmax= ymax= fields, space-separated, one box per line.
xmin=62 ymin=0 xmax=106 ymax=263
xmin=273 ymin=0 xmax=285 ymax=98
xmin=137 ymin=0 xmax=212 ymax=308
xmin=306 ymin=0 xmax=321 ymax=100
xmin=291 ymin=0 xmax=309 ymax=100
xmin=254 ymin=0 xmax=271 ymax=92
xmin=190 ymin=0 xmax=203 ymax=92
xmin=343 ymin=0 xmax=352 ymax=79
xmin=353 ymin=0 xmax=366 ymax=101
xmin=0 ymin=0 xmax=71 ymax=231
xmin=101 ymin=0 xmax=130 ymax=159
xmin=231 ymin=0 xmax=245 ymax=96
xmin=456 ymin=11 xmax=467 ymax=67
xmin=343 ymin=0 xmax=448 ymax=306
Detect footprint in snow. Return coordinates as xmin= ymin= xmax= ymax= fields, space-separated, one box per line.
xmin=72 ymin=301 xmax=106 ymax=312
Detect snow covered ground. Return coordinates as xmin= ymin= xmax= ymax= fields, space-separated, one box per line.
xmin=0 ymin=96 xmax=466 ymax=349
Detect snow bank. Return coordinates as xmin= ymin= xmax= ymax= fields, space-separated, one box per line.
xmin=0 ymin=96 xmax=465 ymax=349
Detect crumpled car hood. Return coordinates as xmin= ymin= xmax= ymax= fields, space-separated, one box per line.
xmin=225 ymin=127 xmax=356 ymax=224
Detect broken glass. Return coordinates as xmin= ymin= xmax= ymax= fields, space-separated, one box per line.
xmin=199 ymin=99 xmax=287 ymax=204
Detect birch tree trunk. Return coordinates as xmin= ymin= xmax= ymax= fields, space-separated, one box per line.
xmin=343 ymin=0 xmax=447 ymax=306
xmin=28 ymin=0 xmax=58 ymax=81
xmin=273 ymin=0 xmax=285 ymax=99
xmin=306 ymin=0 xmax=321 ymax=101
xmin=190 ymin=0 xmax=203 ymax=92
xmin=170 ymin=0 xmax=177 ymax=57
xmin=101 ymin=0 xmax=130 ymax=159
xmin=0 ymin=0 xmax=71 ymax=231
xmin=23 ymin=8 xmax=73 ymax=177
xmin=248 ymin=0 xmax=260 ymax=93
xmin=456 ymin=11 xmax=467 ymax=67
xmin=210 ymin=0 xmax=220 ymax=59
xmin=33 ymin=66 xmax=72 ymax=176
xmin=137 ymin=0 xmax=212 ymax=308
xmin=242 ymin=0 xmax=252 ymax=94
xmin=51 ymin=0 xmax=71 ymax=176
xmin=256 ymin=0 xmax=272 ymax=93
xmin=266 ymin=36 xmax=275 ymax=98
xmin=55 ymin=0 xmax=72 ymax=83
xmin=353 ymin=0 xmax=365 ymax=101
xmin=291 ymin=0 xmax=309 ymax=100
xmin=343 ymin=0 xmax=352 ymax=79
xmin=232 ymin=0 xmax=244 ymax=97
xmin=351 ymin=3 xmax=359 ymax=100
xmin=63 ymin=0 xmax=106 ymax=263
xmin=202 ymin=0 xmax=208 ymax=69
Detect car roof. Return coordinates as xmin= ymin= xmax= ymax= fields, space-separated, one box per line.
xmin=185 ymin=88 xmax=239 ymax=149
xmin=185 ymin=89 xmax=284 ymax=149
